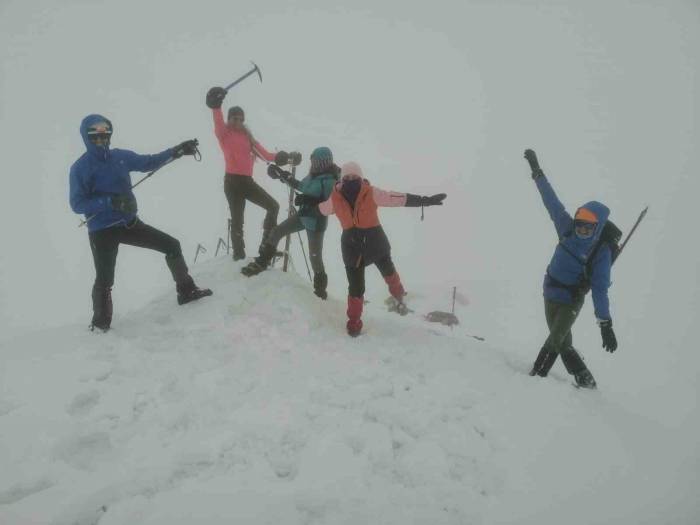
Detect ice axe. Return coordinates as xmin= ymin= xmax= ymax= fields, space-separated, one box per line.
xmin=224 ymin=61 xmax=263 ymax=91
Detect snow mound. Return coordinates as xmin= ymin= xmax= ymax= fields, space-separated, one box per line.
xmin=1 ymin=258 xmax=697 ymax=525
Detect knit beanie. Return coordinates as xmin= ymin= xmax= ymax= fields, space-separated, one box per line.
xmin=310 ymin=146 xmax=334 ymax=173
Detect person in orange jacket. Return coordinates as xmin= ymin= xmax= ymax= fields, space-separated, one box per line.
xmin=311 ymin=161 xmax=446 ymax=336
xmin=206 ymin=87 xmax=289 ymax=260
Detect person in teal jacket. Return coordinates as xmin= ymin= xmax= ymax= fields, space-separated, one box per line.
xmin=241 ymin=147 xmax=339 ymax=299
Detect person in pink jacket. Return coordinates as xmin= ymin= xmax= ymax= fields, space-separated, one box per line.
xmin=206 ymin=87 xmax=288 ymax=260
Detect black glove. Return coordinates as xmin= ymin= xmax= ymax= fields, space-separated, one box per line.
xmin=172 ymin=139 xmax=199 ymax=159
xmin=599 ymin=319 xmax=618 ymax=353
xmin=405 ymin=193 xmax=447 ymax=207
xmin=295 ymin=193 xmax=322 ymax=207
xmin=267 ymin=164 xmax=292 ymax=181
xmin=274 ymin=151 xmax=289 ymax=165
xmin=524 ymin=149 xmax=544 ymax=179
xmin=111 ymin=194 xmax=137 ymax=215
xmin=288 ymin=151 xmax=302 ymax=166
xmin=206 ymin=87 xmax=226 ymax=109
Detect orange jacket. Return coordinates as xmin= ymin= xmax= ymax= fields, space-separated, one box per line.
xmin=321 ymin=179 xmax=407 ymax=230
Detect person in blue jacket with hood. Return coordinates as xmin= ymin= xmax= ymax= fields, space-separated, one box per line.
xmin=69 ymin=114 xmax=212 ymax=332
xmin=240 ymin=147 xmax=339 ymax=299
xmin=524 ymin=149 xmax=618 ymax=388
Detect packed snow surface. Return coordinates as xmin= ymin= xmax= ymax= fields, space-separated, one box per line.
xmin=1 ymin=258 xmax=697 ymax=525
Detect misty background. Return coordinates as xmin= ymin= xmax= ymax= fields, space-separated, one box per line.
xmin=1 ymin=0 xmax=698 ymax=421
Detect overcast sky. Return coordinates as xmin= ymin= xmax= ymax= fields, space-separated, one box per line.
xmin=1 ymin=0 xmax=698 ymax=383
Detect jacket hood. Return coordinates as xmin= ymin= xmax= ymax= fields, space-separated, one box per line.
xmin=561 ymin=200 xmax=610 ymax=260
xmin=577 ymin=201 xmax=610 ymax=243
xmin=80 ymin=114 xmax=113 ymax=159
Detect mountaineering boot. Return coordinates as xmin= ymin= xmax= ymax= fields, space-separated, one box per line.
xmin=241 ymin=243 xmax=277 ymax=277
xmin=383 ymin=272 xmax=409 ymax=315
xmin=385 ymin=296 xmax=410 ymax=316
xmin=176 ymin=276 xmax=213 ymax=305
xmin=346 ymin=295 xmax=364 ymax=337
xmin=90 ymin=284 xmax=113 ymax=332
xmin=560 ymin=347 xmax=597 ymax=389
xmin=529 ymin=347 xmax=558 ymax=377
xmin=231 ymin=231 xmax=245 ymax=261
xmin=313 ymin=272 xmax=328 ymax=300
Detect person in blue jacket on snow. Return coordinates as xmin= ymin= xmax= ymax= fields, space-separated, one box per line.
xmin=525 ymin=149 xmax=618 ymax=388
xmin=69 ymin=114 xmax=212 ymax=332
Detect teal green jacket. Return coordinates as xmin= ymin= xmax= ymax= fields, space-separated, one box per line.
xmin=295 ymin=169 xmax=338 ymax=232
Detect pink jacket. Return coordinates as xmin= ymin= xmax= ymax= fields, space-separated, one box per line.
xmin=212 ymin=108 xmax=275 ymax=176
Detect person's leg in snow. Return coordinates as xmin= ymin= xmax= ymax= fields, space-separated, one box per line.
xmin=88 ymin=227 xmax=120 ymax=331
xmin=345 ymin=265 xmax=365 ymax=336
xmin=241 ymin=176 xmax=280 ymax=251
xmin=307 ymin=229 xmax=327 ymax=299
xmin=530 ymin=297 xmax=596 ymax=388
xmin=375 ymin=254 xmax=408 ymax=315
xmin=224 ymin=175 xmax=247 ymax=260
xmin=118 ymin=219 xmax=212 ymax=306
xmin=241 ymin=215 xmax=303 ymax=277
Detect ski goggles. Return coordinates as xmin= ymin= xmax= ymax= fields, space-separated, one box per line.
xmin=87 ymin=122 xmax=112 ymax=143
xmin=574 ymin=220 xmax=597 ymax=239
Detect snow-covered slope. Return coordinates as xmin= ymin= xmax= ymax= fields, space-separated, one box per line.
xmin=1 ymin=258 xmax=697 ymax=525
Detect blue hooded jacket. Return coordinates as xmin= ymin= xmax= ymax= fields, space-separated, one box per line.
xmin=535 ymin=176 xmax=613 ymax=320
xmin=69 ymin=114 xmax=174 ymax=232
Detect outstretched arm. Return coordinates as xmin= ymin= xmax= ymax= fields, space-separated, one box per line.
xmin=372 ymin=187 xmax=408 ymax=207
xmin=252 ymin=140 xmax=276 ymax=163
xmin=122 ymin=149 xmax=174 ymax=173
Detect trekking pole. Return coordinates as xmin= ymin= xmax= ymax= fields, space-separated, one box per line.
xmin=79 ymin=158 xmax=178 ymax=227
xmin=224 ymin=62 xmax=263 ymax=91
xmin=78 ymin=144 xmax=201 ymax=228
xmin=194 ymin=243 xmax=207 ymax=263
xmin=616 ymin=206 xmax=648 ymax=261
xmin=295 ymin=230 xmax=313 ymax=283
xmin=131 ymin=157 xmax=177 ymax=190
xmin=215 ymin=238 xmax=228 ymax=257
xmin=282 ymin=165 xmax=297 ymax=272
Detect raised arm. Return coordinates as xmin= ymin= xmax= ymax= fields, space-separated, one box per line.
xmin=525 ymin=149 xmax=572 ymax=237
xmin=212 ymin=108 xmax=227 ymax=140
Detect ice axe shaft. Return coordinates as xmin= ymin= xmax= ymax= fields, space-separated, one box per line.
xmin=224 ymin=62 xmax=262 ymax=91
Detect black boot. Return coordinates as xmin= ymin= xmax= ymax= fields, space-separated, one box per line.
xmin=313 ymin=272 xmax=328 ymax=300
xmin=231 ymin=231 xmax=245 ymax=261
xmin=560 ymin=347 xmax=597 ymax=389
xmin=529 ymin=347 xmax=558 ymax=377
xmin=90 ymin=284 xmax=113 ymax=332
xmin=241 ymin=243 xmax=276 ymax=277
xmin=176 ymin=276 xmax=213 ymax=305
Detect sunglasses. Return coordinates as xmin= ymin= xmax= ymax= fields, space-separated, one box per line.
xmin=574 ymin=220 xmax=596 ymax=238
xmin=88 ymin=133 xmax=111 ymax=143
